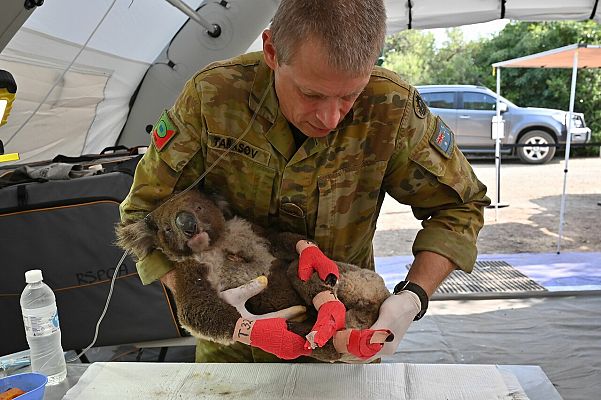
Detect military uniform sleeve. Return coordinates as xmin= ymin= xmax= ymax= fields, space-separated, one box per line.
xmin=384 ymin=88 xmax=491 ymax=272
xmin=119 ymin=75 xmax=206 ymax=284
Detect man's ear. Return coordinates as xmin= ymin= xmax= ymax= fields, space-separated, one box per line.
xmin=115 ymin=217 xmax=157 ymax=261
xmin=262 ymin=29 xmax=278 ymax=70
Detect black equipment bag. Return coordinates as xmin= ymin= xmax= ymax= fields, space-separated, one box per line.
xmin=0 ymin=152 xmax=182 ymax=356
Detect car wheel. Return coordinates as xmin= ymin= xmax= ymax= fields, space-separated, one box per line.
xmin=516 ymin=131 xmax=556 ymax=164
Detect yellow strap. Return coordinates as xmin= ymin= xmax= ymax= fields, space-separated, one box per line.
xmin=0 ymin=153 xmax=19 ymax=163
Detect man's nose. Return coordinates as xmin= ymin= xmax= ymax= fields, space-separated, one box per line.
xmin=316 ymin=98 xmax=341 ymax=130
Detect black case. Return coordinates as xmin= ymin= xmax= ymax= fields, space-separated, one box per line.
xmin=0 ymin=154 xmax=182 ymax=356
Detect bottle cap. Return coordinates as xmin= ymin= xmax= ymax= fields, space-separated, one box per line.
xmin=25 ymin=269 xmax=43 ymax=283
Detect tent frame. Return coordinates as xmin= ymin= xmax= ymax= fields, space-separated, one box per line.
xmin=491 ymin=43 xmax=600 ymax=253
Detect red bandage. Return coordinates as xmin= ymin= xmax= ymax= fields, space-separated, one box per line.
xmin=235 ymin=318 xmax=312 ymax=360
xmin=298 ymin=246 xmax=339 ymax=282
xmin=333 ymin=329 xmax=391 ymax=360
xmin=347 ymin=329 xmax=391 ymax=359
xmin=306 ymin=300 xmax=346 ymax=349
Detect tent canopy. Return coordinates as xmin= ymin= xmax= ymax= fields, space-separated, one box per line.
xmin=490 ymin=43 xmax=601 ymax=252
xmin=492 ymin=43 xmax=601 ymax=68
xmin=384 ymin=0 xmax=601 ymax=31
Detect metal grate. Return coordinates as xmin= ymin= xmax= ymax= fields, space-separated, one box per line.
xmin=408 ymin=260 xmax=547 ymax=296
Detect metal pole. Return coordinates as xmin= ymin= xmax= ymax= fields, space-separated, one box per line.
xmin=164 ymin=0 xmax=221 ymax=37
xmin=556 ymin=49 xmax=579 ymax=253
xmin=494 ymin=67 xmax=501 ymax=221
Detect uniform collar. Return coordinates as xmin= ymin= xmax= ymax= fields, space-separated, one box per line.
xmin=249 ymin=57 xmax=278 ymax=124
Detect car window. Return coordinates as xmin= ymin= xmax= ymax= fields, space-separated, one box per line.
xmin=463 ymin=92 xmax=497 ymax=110
xmin=421 ymin=92 xmax=455 ymax=109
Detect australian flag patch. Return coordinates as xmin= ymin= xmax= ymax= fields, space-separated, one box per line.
xmin=430 ymin=117 xmax=454 ymax=158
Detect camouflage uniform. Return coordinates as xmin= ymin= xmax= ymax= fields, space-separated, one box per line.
xmin=119 ymin=52 xmax=490 ymax=362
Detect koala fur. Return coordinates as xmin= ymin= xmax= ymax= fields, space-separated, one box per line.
xmin=116 ymin=189 xmax=390 ymax=362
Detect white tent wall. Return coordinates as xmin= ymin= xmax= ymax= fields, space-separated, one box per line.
xmin=0 ymin=0 xmax=204 ymax=163
xmin=1 ymin=28 xmax=150 ymax=161
xmin=1 ymin=0 xmax=601 ymax=161
xmin=118 ymin=0 xmax=279 ymax=148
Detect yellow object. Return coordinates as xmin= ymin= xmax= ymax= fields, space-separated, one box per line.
xmin=0 ymin=153 xmax=19 ymax=162
xmin=1 ymin=70 xmax=18 ymax=162
xmin=0 ymin=87 xmax=16 ymax=127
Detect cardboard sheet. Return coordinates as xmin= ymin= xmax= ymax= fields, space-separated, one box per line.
xmin=63 ymin=362 xmax=528 ymax=399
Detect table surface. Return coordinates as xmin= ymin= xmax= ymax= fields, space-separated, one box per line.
xmin=37 ymin=362 xmax=562 ymax=400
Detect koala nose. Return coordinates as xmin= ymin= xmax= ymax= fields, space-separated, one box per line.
xmin=175 ymin=211 xmax=198 ymax=238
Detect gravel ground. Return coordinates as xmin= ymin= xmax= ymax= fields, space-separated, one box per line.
xmin=374 ymin=156 xmax=601 ymax=256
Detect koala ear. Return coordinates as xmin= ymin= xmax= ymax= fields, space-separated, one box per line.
xmin=208 ymin=192 xmax=234 ymax=220
xmin=115 ymin=216 xmax=157 ymax=261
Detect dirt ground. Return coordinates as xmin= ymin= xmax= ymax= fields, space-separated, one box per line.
xmin=374 ymin=156 xmax=601 ymax=256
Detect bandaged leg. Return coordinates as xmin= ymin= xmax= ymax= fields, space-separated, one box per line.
xmin=233 ymin=317 xmax=312 ymax=360
xmin=333 ymin=328 xmax=393 ymax=360
xmin=305 ymin=290 xmax=346 ymax=349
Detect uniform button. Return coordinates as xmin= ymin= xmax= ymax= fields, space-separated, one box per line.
xmin=280 ymin=202 xmax=305 ymax=218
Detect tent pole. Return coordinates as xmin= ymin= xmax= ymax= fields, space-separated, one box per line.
xmin=165 ymin=0 xmax=221 ymax=36
xmin=556 ymin=49 xmax=579 ymax=254
xmin=487 ymin=68 xmax=508 ymax=217
xmin=494 ymin=67 xmax=502 ymax=221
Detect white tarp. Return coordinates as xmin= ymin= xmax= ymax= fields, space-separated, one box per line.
xmin=62 ymin=362 xmax=529 ymax=400
xmin=1 ymin=0 xmax=601 ymax=162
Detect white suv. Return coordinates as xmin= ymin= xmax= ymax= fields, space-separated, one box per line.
xmin=416 ymin=85 xmax=592 ymax=164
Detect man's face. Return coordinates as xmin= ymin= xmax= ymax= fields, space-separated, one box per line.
xmin=263 ymin=31 xmax=371 ymax=138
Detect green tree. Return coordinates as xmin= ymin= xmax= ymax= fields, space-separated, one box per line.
xmin=382 ymin=30 xmax=435 ymax=84
xmin=430 ymin=28 xmax=482 ymax=84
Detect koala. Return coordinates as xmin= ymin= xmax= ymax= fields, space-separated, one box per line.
xmin=116 ymin=189 xmax=391 ymax=362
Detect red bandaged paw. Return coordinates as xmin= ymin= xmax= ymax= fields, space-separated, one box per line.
xmin=305 ymin=300 xmax=346 ymax=349
xmin=334 ymin=329 xmax=392 ymax=360
xmin=235 ymin=318 xmax=312 ymax=360
xmin=298 ymin=246 xmax=339 ymax=282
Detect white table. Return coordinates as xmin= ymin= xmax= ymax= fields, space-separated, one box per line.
xmin=41 ymin=362 xmax=562 ymax=400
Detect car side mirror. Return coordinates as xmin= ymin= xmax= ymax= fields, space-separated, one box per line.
xmin=498 ymin=102 xmax=508 ymax=113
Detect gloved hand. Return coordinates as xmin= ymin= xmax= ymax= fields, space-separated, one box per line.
xmin=334 ymin=291 xmax=421 ymax=363
xmin=368 ymin=290 xmax=421 ymax=356
xmin=333 ymin=328 xmax=392 ymax=360
xmin=296 ymin=241 xmax=339 ymax=284
xmin=219 ymin=276 xmax=306 ymax=321
xmin=233 ymin=317 xmax=312 ymax=360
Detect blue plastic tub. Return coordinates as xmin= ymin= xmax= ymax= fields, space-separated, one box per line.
xmin=0 ymin=372 xmax=48 ymax=400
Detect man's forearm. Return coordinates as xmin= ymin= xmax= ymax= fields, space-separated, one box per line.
xmin=405 ymin=251 xmax=455 ymax=297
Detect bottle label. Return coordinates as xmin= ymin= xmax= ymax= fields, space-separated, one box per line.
xmin=22 ymin=304 xmax=61 ymax=337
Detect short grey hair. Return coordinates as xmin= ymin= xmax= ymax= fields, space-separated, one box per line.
xmin=270 ymin=0 xmax=387 ymax=75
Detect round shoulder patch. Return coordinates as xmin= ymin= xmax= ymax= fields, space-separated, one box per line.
xmin=152 ymin=110 xmax=178 ymax=151
xmin=413 ymin=92 xmax=427 ymax=119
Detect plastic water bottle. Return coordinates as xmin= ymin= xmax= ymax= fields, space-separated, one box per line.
xmin=20 ymin=269 xmax=67 ymax=385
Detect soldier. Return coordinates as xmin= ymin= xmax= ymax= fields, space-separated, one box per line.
xmin=120 ymin=0 xmax=490 ymax=362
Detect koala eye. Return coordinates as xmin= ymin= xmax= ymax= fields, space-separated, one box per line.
xmin=196 ymin=206 xmax=202 ymax=211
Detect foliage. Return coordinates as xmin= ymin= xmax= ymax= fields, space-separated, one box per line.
xmin=382 ymin=30 xmax=436 ymax=84
xmin=382 ymin=21 xmax=601 ymax=156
